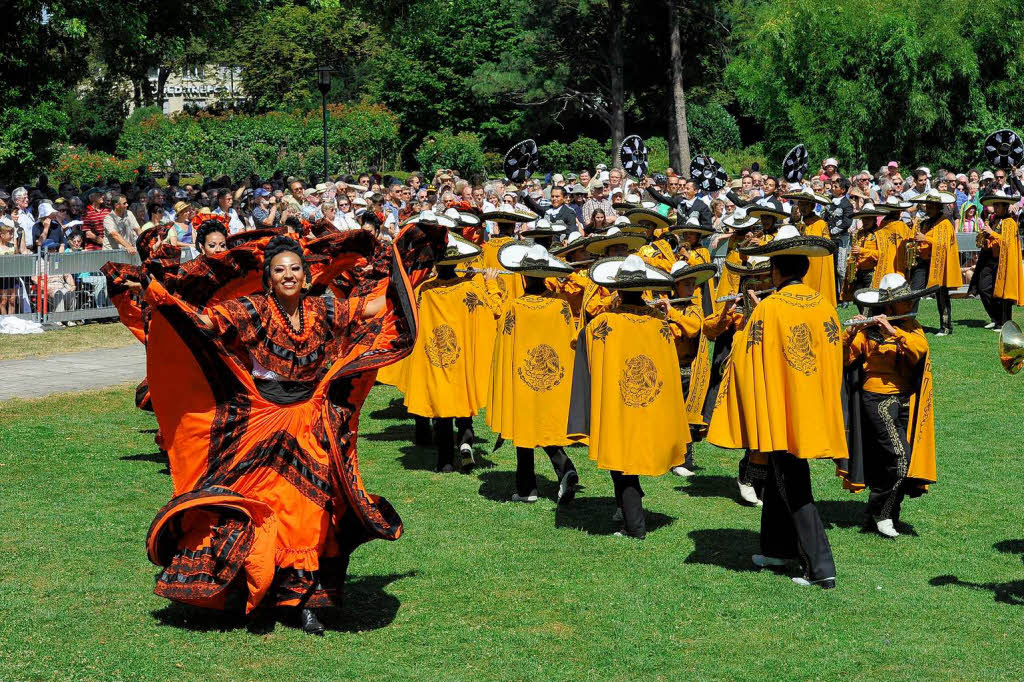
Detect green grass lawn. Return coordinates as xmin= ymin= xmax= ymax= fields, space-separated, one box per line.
xmin=0 ymin=321 xmax=134 ymax=361
xmin=1 ymin=299 xmax=1022 ymax=681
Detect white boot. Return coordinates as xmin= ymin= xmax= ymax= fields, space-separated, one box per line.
xmin=738 ymin=479 xmax=760 ymax=505
xmin=875 ymin=517 xmax=900 ymax=538
xmin=671 ymin=465 xmax=695 ymax=477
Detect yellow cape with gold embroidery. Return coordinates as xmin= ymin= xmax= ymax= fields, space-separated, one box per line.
xmin=995 ymin=217 xmax=1024 ymax=304
xmin=377 ymin=276 xmax=434 ymax=391
xmin=481 ymin=236 xmax=525 ymax=304
xmin=486 ymin=292 xmax=576 ymax=448
xmin=707 ymin=282 xmax=847 ymax=459
xmin=714 ymin=238 xmax=744 ymax=308
xmin=902 ymin=217 xmax=962 ymax=288
xmin=667 ymin=302 xmax=712 ymax=428
xmin=800 ymin=218 xmax=837 ymax=308
xmin=402 ymin=275 xmax=500 ymax=418
xmin=871 ymin=218 xmax=907 ymax=287
xmin=567 ymin=305 xmax=689 ymax=475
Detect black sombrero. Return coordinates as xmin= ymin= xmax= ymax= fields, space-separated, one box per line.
xmin=782 ymin=144 xmax=809 ymax=183
xmin=747 ymin=199 xmax=789 ymax=221
xmin=853 ymin=273 xmax=939 ymax=307
xmin=690 ymin=155 xmax=728 ymax=192
xmin=402 ymin=209 xmax=457 ymax=229
xmin=910 ymin=189 xmax=956 ymax=205
xmin=984 ymin=129 xmax=1024 ymax=169
xmin=980 ymin=189 xmax=1021 ymax=207
xmin=781 ymin=188 xmax=830 ymax=205
xmin=619 ymin=135 xmax=649 ymax=179
xmin=739 ymin=224 xmax=835 ymax=257
xmin=551 ymin=231 xmax=594 ymax=257
xmin=670 ymin=213 xmax=715 ymax=237
xmin=722 ymin=207 xmax=760 ymax=231
xmin=669 ymin=261 xmax=717 ymax=286
xmin=504 ymin=139 xmax=539 ymax=184
xmin=724 ymin=255 xmax=772 ymax=275
xmin=851 ymin=203 xmax=891 ymax=220
xmin=590 ymin=254 xmax=672 ymax=292
xmin=498 ymin=242 xmax=573 ymax=278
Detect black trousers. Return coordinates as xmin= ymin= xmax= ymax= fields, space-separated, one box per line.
xmin=432 ymin=417 xmax=474 ymax=469
xmin=738 ymin=450 xmax=766 ymax=499
xmin=909 ymin=263 xmax=952 ymax=333
xmin=976 ymin=250 xmax=1013 ymax=325
xmin=610 ymin=471 xmax=646 ymax=539
xmin=861 ymin=391 xmax=912 ymax=522
xmin=515 ymin=446 xmax=575 ymax=496
xmin=680 ymin=369 xmax=695 ymax=468
xmin=414 ymin=416 xmax=432 ymax=446
xmin=760 ymin=452 xmax=836 ymax=580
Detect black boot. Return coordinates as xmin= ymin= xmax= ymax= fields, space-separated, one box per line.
xmin=299 ymin=608 xmax=325 ymax=636
xmin=414 ymin=416 xmax=433 ymax=447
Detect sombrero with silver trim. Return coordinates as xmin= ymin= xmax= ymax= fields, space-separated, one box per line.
xmin=781 ymin=187 xmax=830 ymax=205
xmin=747 ymin=198 xmax=789 ymax=221
xmin=851 ymin=202 xmax=891 ymax=220
xmin=439 ymin=231 xmax=482 ymax=265
xmin=880 ymin=196 xmax=913 ymax=211
xmin=402 ymin=209 xmax=457 ymax=229
xmin=584 ymin=226 xmax=647 ymax=255
xmin=739 ymin=223 xmax=836 ymax=257
xmin=623 ymin=207 xmax=671 ymax=232
xmin=551 ymin=230 xmax=594 ymax=257
xmin=669 ymin=261 xmax=717 ymax=286
xmin=498 ymin=242 xmax=573 ymax=278
xmin=724 ymin=255 xmax=771 ymax=275
xmin=520 ymin=217 xmax=568 ymax=238
xmin=481 ymin=208 xmax=539 ymax=223
xmin=980 ymin=189 xmax=1021 ymax=206
xmin=722 ymin=207 xmax=759 ymax=231
xmin=669 ymin=212 xmax=715 ymax=237
xmin=590 ymin=254 xmax=672 ymax=292
xmin=612 ymin=193 xmax=642 ymax=211
xmin=910 ymin=189 xmax=956 ymax=205
xmin=853 ymin=272 xmax=939 ymax=307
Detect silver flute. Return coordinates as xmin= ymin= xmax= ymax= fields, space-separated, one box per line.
xmin=715 ymin=286 xmax=776 ymax=303
xmin=843 ymin=312 xmax=917 ymax=328
xmin=454 ymin=267 xmax=515 ymax=275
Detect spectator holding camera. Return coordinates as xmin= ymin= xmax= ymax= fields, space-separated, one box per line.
xmin=250 ymin=188 xmax=279 ymax=228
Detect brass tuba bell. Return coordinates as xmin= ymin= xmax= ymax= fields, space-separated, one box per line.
xmin=998 ymin=320 xmax=1024 ymax=375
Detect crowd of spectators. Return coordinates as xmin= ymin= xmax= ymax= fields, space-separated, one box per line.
xmin=1 ymin=156 xmax=1020 ymax=321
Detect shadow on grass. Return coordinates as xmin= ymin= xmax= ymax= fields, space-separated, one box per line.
xmin=398 ymin=444 xmax=496 ymax=474
xmin=684 ymin=528 xmax=762 ymax=573
xmin=152 ymin=572 xmax=416 ymax=634
xmin=477 ymin=469 xmax=557 ymax=504
xmin=674 ymin=475 xmax=738 ymax=501
xmin=363 ymin=423 xmax=416 ymax=442
xmin=954 ymin=318 xmax=991 ymax=329
xmin=120 ymin=451 xmax=169 ymax=475
xmin=816 ymin=499 xmax=871 ymax=530
xmin=367 ymin=397 xmax=409 ymax=420
xmin=554 ymin=496 xmax=675 ymax=537
xmin=930 ymin=539 xmax=1024 ymax=606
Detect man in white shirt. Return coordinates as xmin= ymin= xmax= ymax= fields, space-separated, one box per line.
xmin=212 ymin=189 xmax=246 ymax=234
xmin=103 ymin=194 xmax=141 ymax=251
xmin=12 ymin=187 xmax=35 ymax=253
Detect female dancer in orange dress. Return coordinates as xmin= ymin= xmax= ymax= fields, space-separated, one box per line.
xmin=111 ymin=223 xmax=444 ymax=634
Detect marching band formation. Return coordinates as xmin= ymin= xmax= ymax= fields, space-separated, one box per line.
xmin=105 ymin=132 xmax=1024 ymax=634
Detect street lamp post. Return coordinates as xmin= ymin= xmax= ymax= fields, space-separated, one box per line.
xmin=316 ymin=65 xmax=332 ymax=182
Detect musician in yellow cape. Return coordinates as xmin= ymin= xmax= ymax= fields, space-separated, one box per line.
xmin=712 ymin=208 xmax=761 ymax=305
xmin=871 ymin=198 xmax=914 ymax=287
xmin=402 ymin=228 xmax=502 ymax=472
xmin=579 ymin=227 xmax=646 ymax=323
xmin=549 ymin=231 xmax=596 ymax=323
xmin=970 ymin=190 xmax=1024 ymax=328
xmin=838 ymin=273 xmax=937 ymax=539
xmin=703 ymin=256 xmax=774 ymax=506
xmin=487 ymin=243 xmax=581 ymax=504
xmin=840 ymin=203 xmax=889 ymax=304
xmin=480 ymin=208 xmax=536 ymax=304
xmin=904 ymin=189 xmax=962 ymax=336
xmin=659 ymin=261 xmax=717 ymax=477
xmin=567 ymin=255 xmax=688 ymax=539
xmin=781 ymin=188 xmax=837 ymax=308
xmin=629 ymin=207 xmax=676 ymax=272
xmin=708 ymin=224 xmax=843 ymax=588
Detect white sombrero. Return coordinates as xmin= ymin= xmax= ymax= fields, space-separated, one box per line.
xmin=853 ymin=272 xmax=938 ymax=307
xmin=584 ymin=226 xmax=647 ymax=255
xmin=669 ymin=261 xmax=717 ymax=286
xmin=520 ymin=217 xmax=568 ymax=238
xmin=439 ymin=231 xmax=482 ymax=265
xmin=404 ymin=209 xmax=456 ymax=229
xmin=722 ymin=207 xmax=759 ymax=231
xmin=590 ymin=254 xmax=672 ymax=292
xmin=498 ymin=242 xmax=573 ymax=278
xmin=739 ymin=223 xmax=835 ymax=257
